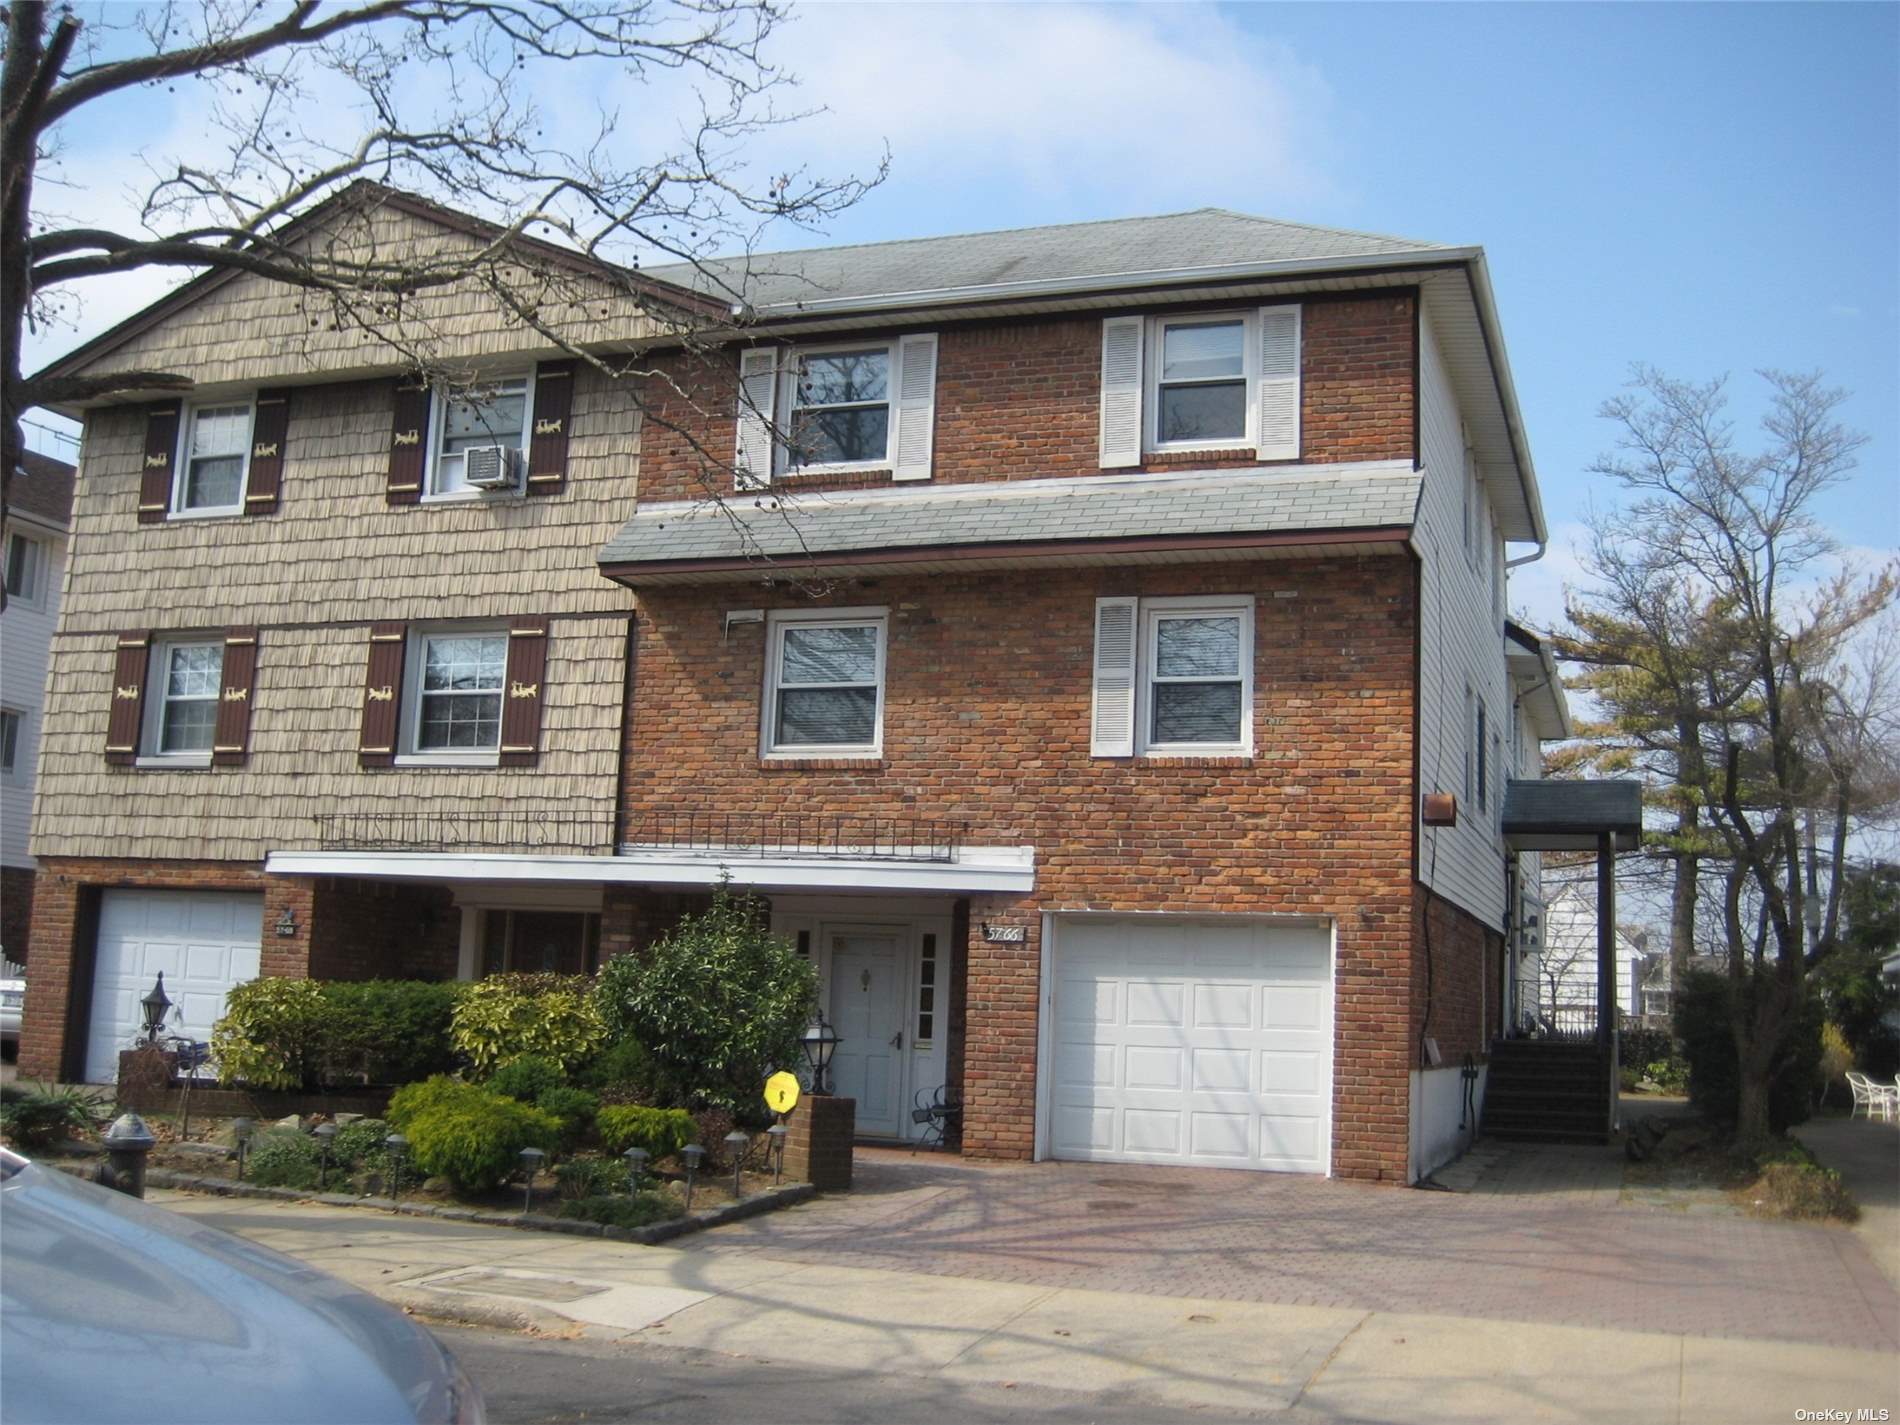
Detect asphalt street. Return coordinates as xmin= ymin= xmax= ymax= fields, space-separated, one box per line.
xmin=431 ymin=1323 xmax=1275 ymax=1425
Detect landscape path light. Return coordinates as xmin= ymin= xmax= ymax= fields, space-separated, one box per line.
xmin=384 ymin=1133 xmax=409 ymax=1207
xmin=232 ymin=1117 xmax=255 ymax=1182
xmin=766 ymin=1124 xmax=787 ymax=1185
xmin=724 ymin=1130 xmax=749 ymax=1201
xmin=680 ymin=1143 xmax=705 ymax=1212
xmin=519 ymin=1146 xmax=546 ymax=1215
xmin=622 ymin=1146 xmax=649 ymax=1194
xmin=314 ymin=1122 xmax=337 ymax=1190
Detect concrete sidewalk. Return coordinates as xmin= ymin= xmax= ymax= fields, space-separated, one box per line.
xmin=1796 ymin=1115 xmax=1900 ymax=1289
xmin=154 ymin=1189 xmax=1898 ymax=1424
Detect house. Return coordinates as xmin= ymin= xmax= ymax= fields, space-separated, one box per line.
xmin=1532 ymin=877 xmax=1659 ymax=1029
xmin=3 ymin=448 xmax=77 ymax=965
xmin=21 ymin=190 xmax=1587 ymax=1183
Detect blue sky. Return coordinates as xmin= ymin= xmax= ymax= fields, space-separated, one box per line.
xmin=26 ymin=2 xmax=1898 ymax=629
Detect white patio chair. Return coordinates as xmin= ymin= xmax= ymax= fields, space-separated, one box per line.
xmin=1847 ymin=1071 xmax=1874 ymax=1117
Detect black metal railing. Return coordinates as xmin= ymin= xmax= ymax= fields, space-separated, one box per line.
xmin=313 ymin=809 xmax=616 ymax=854
xmin=624 ymin=810 xmax=963 ymax=863
xmin=1527 ymin=1002 xmax=1600 ymax=1042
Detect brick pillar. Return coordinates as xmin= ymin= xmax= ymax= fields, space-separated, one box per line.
xmin=960 ymin=895 xmax=1038 ymax=1161
xmin=782 ymin=1095 xmax=855 ymax=1190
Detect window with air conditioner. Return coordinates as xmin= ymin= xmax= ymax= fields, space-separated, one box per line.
xmin=429 ymin=376 xmax=530 ymax=497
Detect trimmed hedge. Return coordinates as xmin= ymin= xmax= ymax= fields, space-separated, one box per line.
xmin=213 ymin=979 xmax=462 ymax=1090
xmin=451 ymin=974 xmax=607 ymax=1075
xmin=596 ymin=1105 xmax=697 ymax=1161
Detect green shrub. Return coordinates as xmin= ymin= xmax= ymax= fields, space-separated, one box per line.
xmin=213 ymin=979 xmax=328 ymax=1090
xmin=536 ymin=1087 xmax=600 ymax=1152
xmin=596 ymin=1105 xmax=696 ymax=1161
xmin=388 ymin=1074 xmax=491 ymax=1130
xmin=1673 ymin=969 xmax=1823 ymax=1134
xmin=329 ymin=1117 xmax=392 ymax=1168
xmin=1620 ymin=1024 xmax=1677 ymax=1074
xmin=405 ymin=1093 xmax=561 ymax=1193
xmin=1643 ymin=1057 xmax=1690 ymax=1093
xmin=0 ymin=1080 xmax=100 ymax=1148
xmin=555 ymin=1155 xmax=627 ymax=1200
xmin=451 ymin=974 xmax=607 ymax=1076
xmin=486 ymin=1055 xmax=569 ymax=1103
xmin=245 ymin=1129 xmax=323 ymax=1189
xmin=1618 ymin=1065 xmax=1642 ymax=1093
xmin=319 ymin=981 xmax=462 ymax=1086
xmin=558 ymin=1193 xmax=683 ymax=1230
xmin=593 ymin=885 xmax=815 ymax=1114
xmin=576 ymin=1036 xmax=671 ymax=1104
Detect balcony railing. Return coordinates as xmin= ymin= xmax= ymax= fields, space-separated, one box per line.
xmin=1527 ymin=1002 xmax=1601 ymax=1042
xmin=624 ymin=811 xmax=963 ymax=863
xmin=313 ymin=810 xmax=616 ymax=855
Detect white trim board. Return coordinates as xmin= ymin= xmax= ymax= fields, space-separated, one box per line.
xmin=266 ymin=845 xmax=1036 ymax=894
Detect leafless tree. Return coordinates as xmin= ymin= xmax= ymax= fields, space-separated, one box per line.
xmin=2 ymin=0 xmax=886 ymax=592
xmin=1559 ymin=365 xmax=1897 ymax=1147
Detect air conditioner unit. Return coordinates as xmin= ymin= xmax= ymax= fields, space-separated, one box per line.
xmin=464 ymin=444 xmax=521 ymax=489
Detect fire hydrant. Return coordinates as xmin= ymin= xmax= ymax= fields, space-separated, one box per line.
xmin=97 ymin=1113 xmax=157 ymax=1199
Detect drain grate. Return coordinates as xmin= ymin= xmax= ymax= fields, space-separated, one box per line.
xmin=1083 ymin=1199 xmax=1136 ymax=1212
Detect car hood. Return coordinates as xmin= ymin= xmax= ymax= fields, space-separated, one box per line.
xmin=0 ymin=1152 xmax=471 ymax=1425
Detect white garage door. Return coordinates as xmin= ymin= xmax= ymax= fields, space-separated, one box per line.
xmin=1047 ymin=916 xmax=1333 ymax=1174
xmin=85 ymin=890 xmax=264 ymax=1083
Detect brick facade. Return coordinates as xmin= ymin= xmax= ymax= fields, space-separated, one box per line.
xmin=1412 ymin=887 xmax=1504 ymax=1067
xmin=2 ymin=867 xmax=34 ymax=966
xmin=620 ymin=555 xmax=1421 ymax=1180
xmin=18 ymin=859 xmax=459 ymax=1080
xmin=636 ymin=292 xmax=1418 ymax=504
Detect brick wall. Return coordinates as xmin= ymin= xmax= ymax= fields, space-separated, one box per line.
xmin=637 ymin=292 xmax=1418 ymax=503
xmin=307 ymin=879 xmax=460 ymax=981
xmin=2 ymin=867 xmax=34 ymax=966
xmin=1411 ymin=886 xmax=1501 ymax=1067
xmin=621 ymin=555 xmax=1420 ymax=1179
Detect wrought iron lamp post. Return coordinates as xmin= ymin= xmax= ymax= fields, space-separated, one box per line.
xmin=140 ymin=974 xmax=172 ymax=1045
xmin=801 ymin=1013 xmax=839 ymax=1096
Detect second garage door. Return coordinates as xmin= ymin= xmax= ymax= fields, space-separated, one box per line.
xmin=84 ymin=890 xmax=264 ymax=1083
xmin=1047 ymin=915 xmax=1333 ymax=1174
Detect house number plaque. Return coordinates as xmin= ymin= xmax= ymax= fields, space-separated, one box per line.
xmin=983 ymin=924 xmax=1026 ymax=943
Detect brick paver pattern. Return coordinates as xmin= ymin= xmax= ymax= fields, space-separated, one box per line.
xmin=693 ymin=1146 xmax=1900 ymax=1350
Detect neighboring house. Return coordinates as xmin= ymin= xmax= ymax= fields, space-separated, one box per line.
xmin=2 ymin=450 xmax=77 ymax=962
xmin=20 ymin=189 xmax=1577 ymax=1184
xmin=1532 ymin=877 xmax=1656 ymax=1027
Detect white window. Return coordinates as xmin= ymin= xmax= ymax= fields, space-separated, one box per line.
xmin=0 ymin=708 xmax=20 ymax=777
xmin=1463 ymin=683 xmax=1475 ymax=804
xmin=1091 ymin=595 xmax=1253 ymax=757
xmin=1100 ymin=306 xmax=1299 ymax=468
xmin=762 ymin=608 xmax=887 ymax=758
xmin=736 ymin=336 xmax=938 ymax=486
xmin=402 ymin=627 xmax=508 ymax=760
xmin=1148 ymin=316 xmax=1250 ymax=450
xmin=4 ymin=533 xmax=44 ymax=605
xmin=175 ymin=401 xmax=254 ymax=516
xmin=429 ymin=375 xmax=531 ymax=496
xmin=140 ymin=638 xmax=222 ymax=762
xmin=1475 ymin=697 xmax=1489 ymax=815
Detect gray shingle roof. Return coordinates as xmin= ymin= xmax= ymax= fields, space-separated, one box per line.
xmin=599 ymin=467 xmax=1423 ymax=570
xmin=644 ymin=209 xmax=1451 ymax=311
xmin=1503 ymin=779 xmax=1644 ymax=851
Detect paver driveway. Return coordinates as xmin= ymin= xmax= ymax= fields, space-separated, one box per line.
xmin=692 ymin=1146 xmax=1900 ymax=1350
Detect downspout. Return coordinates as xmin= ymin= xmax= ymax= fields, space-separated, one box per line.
xmin=1505 ymin=538 xmax=1547 ymax=573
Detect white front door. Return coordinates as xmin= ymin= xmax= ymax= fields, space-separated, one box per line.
xmin=86 ymin=890 xmax=264 ymax=1083
xmin=827 ymin=929 xmax=906 ymax=1136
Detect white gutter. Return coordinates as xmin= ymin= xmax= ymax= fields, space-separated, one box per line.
xmin=266 ymin=845 xmax=1037 ymax=895
xmin=1462 ymin=253 xmax=1549 ymax=547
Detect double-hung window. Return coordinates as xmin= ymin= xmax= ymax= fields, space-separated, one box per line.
xmin=4 ymin=533 xmax=44 ymax=606
xmin=141 ymin=638 xmax=223 ymax=761
xmin=786 ymin=346 xmax=891 ymax=472
xmin=763 ymin=609 xmax=887 ymax=757
xmin=430 ymin=376 xmax=530 ymax=496
xmin=1099 ymin=305 xmax=1299 ymax=468
xmin=1150 ymin=317 xmax=1249 ymax=449
xmin=1092 ymin=595 xmax=1253 ymax=757
xmin=176 ymin=402 xmax=253 ymax=515
xmin=0 ymin=708 xmax=20 ymax=777
xmin=404 ymin=627 xmax=508 ymax=759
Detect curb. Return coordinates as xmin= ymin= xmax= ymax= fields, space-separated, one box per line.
xmin=50 ymin=1159 xmax=816 ymax=1243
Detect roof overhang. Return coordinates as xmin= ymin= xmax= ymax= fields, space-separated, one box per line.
xmin=1505 ymin=621 xmax=1572 ymax=739
xmin=1502 ymin=778 xmax=1643 ymax=852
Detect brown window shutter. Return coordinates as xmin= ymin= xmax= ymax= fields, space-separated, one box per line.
xmin=105 ymin=630 xmax=151 ymax=765
xmin=139 ymin=403 xmax=181 ymax=524
xmin=243 ymin=389 xmax=291 ymax=514
xmin=358 ymin=622 xmax=407 ymax=767
xmin=498 ymin=616 xmax=550 ymax=767
xmin=386 ymin=381 xmax=431 ymax=506
xmin=211 ymin=627 xmax=260 ymax=766
xmin=525 ymin=362 xmax=575 ymax=497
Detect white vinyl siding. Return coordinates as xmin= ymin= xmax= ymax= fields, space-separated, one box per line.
xmin=0 ymin=523 xmax=62 ymax=869
xmin=1415 ymin=314 xmax=1509 ymax=927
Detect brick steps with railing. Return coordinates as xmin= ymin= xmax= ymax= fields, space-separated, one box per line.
xmin=1483 ymin=1039 xmax=1612 ymax=1144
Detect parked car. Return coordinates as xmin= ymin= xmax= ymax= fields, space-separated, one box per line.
xmin=0 ymin=1147 xmax=484 ymax=1423
xmin=0 ymin=972 xmax=22 ymax=1057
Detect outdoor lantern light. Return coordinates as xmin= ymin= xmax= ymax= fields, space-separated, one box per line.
xmin=724 ymin=1130 xmax=749 ymax=1201
xmin=518 ymin=1146 xmax=546 ymax=1215
xmin=801 ymin=1012 xmax=839 ymax=1096
xmin=622 ymin=1146 xmax=650 ymax=1194
xmin=384 ymin=1133 xmax=409 ymax=1207
xmin=766 ymin=1123 xmax=788 ymax=1186
xmin=314 ymin=1122 xmax=337 ymax=1190
xmin=232 ymin=1118 xmax=255 ymax=1181
xmin=680 ymin=1143 xmax=705 ymax=1212
xmin=140 ymin=973 xmax=172 ymax=1044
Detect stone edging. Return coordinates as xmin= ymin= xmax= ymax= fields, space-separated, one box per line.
xmin=51 ymin=1161 xmax=815 ymax=1243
